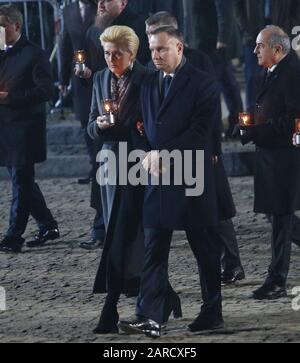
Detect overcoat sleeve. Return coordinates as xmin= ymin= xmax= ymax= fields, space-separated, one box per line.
xmin=8 ymin=50 xmax=54 ymax=106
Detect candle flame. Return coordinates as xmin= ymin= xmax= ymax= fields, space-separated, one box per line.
xmin=75 ymin=50 xmax=85 ymax=64
xmin=295 ymin=119 xmax=300 ymax=133
xmin=239 ymin=112 xmax=252 ymax=126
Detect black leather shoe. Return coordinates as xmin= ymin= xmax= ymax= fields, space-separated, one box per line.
xmin=26 ymin=228 xmax=60 ymax=248
xmin=188 ymin=311 xmax=224 ymax=332
xmin=221 ymin=267 xmax=245 ymax=285
xmin=0 ymin=236 xmax=24 ymax=253
xmin=253 ymin=283 xmax=287 ymax=300
xmin=79 ymin=238 xmax=104 ymax=250
xmin=118 ymin=318 xmax=161 ymax=338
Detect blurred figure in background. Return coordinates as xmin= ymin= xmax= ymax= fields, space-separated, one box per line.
xmin=59 ymin=0 xmax=97 ymax=185
xmin=0 ymin=5 xmax=59 ymax=253
xmin=194 ymin=0 xmax=243 ymax=139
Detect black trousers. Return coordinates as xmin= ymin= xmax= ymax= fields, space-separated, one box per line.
xmin=6 ymin=164 xmax=57 ymax=239
xmin=81 ymin=119 xmax=94 ymax=166
xmin=292 ymin=215 xmax=300 ymax=246
xmin=213 ymin=53 xmax=243 ymax=135
xmin=266 ymin=214 xmax=294 ymax=286
xmin=218 ymin=219 xmax=243 ymax=273
xmin=267 ymin=214 xmax=300 ymax=247
xmin=136 ymin=227 xmax=222 ymax=324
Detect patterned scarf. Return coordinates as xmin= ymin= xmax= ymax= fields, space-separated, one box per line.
xmin=110 ymin=65 xmax=133 ymax=122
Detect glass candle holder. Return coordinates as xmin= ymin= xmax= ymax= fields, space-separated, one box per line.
xmin=102 ymin=99 xmax=118 ymax=126
xmin=74 ymin=50 xmax=86 ymax=72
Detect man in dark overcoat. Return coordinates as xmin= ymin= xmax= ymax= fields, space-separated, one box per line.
xmin=59 ymin=0 xmax=97 ymax=184
xmin=119 ymin=28 xmax=223 ymax=337
xmin=0 ymin=5 xmax=59 ymax=253
xmin=239 ymin=25 xmax=300 ymax=300
xmin=145 ymin=11 xmax=244 ymax=284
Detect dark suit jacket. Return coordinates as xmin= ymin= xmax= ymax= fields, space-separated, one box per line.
xmin=271 ymin=0 xmax=300 ymax=35
xmin=59 ymin=1 xmax=97 ymax=121
xmin=233 ymin=0 xmax=265 ymax=47
xmin=195 ymin=0 xmax=241 ymax=60
xmin=129 ymin=0 xmax=184 ymax=28
xmin=234 ymin=0 xmax=300 ymax=46
xmin=0 ymin=35 xmax=53 ymax=167
xmin=251 ymin=53 xmax=300 ymax=214
xmin=140 ymin=61 xmax=220 ymax=229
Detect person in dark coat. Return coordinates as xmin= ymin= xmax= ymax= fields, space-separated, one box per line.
xmin=234 ymin=0 xmax=300 ymax=113
xmin=238 ymin=26 xmax=300 ymax=300
xmin=79 ymin=0 xmax=151 ymax=251
xmin=119 ymin=27 xmax=223 ymax=338
xmin=87 ymin=25 xmax=181 ymax=334
xmin=194 ymin=0 xmax=243 ymax=139
xmin=0 ymin=5 xmax=59 ymax=253
xmin=234 ymin=0 xmax=300 ymax=247
xmin=145 ymin=11 xmax=244 ymax=284
xmin=58 ymin=0 xmax=97 ymax=184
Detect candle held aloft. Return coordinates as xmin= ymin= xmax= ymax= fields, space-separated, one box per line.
xmin=74 ymin=50 xmax=86 ymax=72
xmin=102 ymin=99 xmax=117 ymax=126
xmin=239 ymin=112 xmax=253 ymax=136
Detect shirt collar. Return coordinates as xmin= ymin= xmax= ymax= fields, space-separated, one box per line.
xmin=163 ymin=72 xmax=174 ymax=78
xmin=163 ymin=55 xmax=187 ymax=78
xmin=79 ymin=1 xmax=88 ymax=9
xmin=268 ymin=64 xmax=277 ymax=73
xmin=4 ymin=34 xmax=21 ymax=50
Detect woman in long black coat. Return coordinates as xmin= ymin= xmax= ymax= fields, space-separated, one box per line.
xmin=87 ymin=25 xmax=181 ymax=334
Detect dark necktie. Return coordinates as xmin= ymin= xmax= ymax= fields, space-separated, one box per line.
xmin=162 ymin=75 xmax=172 ymax=99
xmin=265 ymin=70 xmax=273 ymax=84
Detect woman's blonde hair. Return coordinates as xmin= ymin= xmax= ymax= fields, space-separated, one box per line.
xmin=100 ymin=25 xmax=140 ymax=59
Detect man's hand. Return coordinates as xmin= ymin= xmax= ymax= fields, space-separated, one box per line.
xmin=217 ymin=42 xmax=227 ymax=49
xmin=0 ymin=91 xmax=9 ymax=104
xmin=239 ymin=125 xmax=255 ymax=145
xmin=142 ymin=150 xmax=166 ymax=177
xmin=58 ymin=85 xmax=67 ymax=96
xmin=74 ymin=66 xmax=92 ymax=79
xmin=212 ymin=155 xmax=219 ymax=165
xmin=293 ymin=133 xmax=300 ymax=148
xmin=97 ymin=115 xmax=111 ymax=130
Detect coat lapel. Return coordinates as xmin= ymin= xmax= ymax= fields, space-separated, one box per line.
xmin=256 ymin=54 xmax=292 ymax=101
xmin=256 ymin=69 xmax=279 ymax=101
xmin=157 ymin=68 xmax=190 ymax=119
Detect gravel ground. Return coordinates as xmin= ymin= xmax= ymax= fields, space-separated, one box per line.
xmin=0 ymin=177 xmax=299 ymax=343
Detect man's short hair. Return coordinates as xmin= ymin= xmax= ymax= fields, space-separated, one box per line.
xmin=150 ymin=27 xmax=184 ymax=43
xmin=0 ymin=4 xmax=23 ymax=30
xmin=146 ymin=11 xmax=178 ymax=29
xmin=265 ymin=25 xmax=291 ymax=54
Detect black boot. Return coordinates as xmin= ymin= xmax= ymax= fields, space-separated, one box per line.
xmin=162 ymin=287 xmax=182 ymax=323
xmin=93 ymin=291 xmax=120 ymax=334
